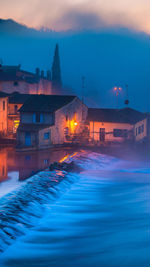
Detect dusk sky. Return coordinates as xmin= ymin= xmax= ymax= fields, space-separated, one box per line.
xmin=1 ymin=0 xmax=150 ymax=33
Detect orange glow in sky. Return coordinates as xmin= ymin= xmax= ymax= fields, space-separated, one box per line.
xmin=1 ymin=0 xmax=150 ymax=33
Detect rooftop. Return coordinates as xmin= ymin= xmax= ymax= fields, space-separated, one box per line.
xmin=19 ymin=95 xmax=76 ymax=113
xmin=0 ymin=64 xmax=49 ymax=83
xmin=87 ymin=107 xmax=146 ymax=124
xmin=8 ymin=92 xmax=31 ymax=104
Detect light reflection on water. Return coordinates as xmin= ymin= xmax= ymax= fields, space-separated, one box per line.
xmin=0 ymin=146 xmax=73 ymax=182
xmin=1 ymin=152 xmax=150 ymax=266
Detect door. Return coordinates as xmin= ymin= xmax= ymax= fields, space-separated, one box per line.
xmin=99 ymin=128 xmax=105 ymax=142
xmin=25 ymin=132 xmax=31 ymax=146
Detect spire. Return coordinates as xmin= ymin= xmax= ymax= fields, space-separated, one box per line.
xmin=52 ymin=43 xmax=62 ymax=91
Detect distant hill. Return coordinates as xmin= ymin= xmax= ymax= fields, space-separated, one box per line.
xmin=1 ymin=18 xmax=150 ymax=111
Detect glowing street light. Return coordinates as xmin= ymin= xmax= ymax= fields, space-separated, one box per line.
xmin=113 ymin=86 xmax=122 ymax=108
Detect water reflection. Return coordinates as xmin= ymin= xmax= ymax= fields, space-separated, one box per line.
xmin=0 ymin=146 xmax=73 ymax=182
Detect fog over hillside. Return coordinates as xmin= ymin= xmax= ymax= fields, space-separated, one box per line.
xmin=1 ymin=18 xmax=150 ymax=111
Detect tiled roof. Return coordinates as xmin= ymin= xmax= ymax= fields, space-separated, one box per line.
xmin=87 ymin=108 xmax=146 ymax=124
xmin=0 ymin=65 xmax=40 ymax=83
xmin=0 ymin=91 xmax=9 ymax=98
xmin=19 ymin=95 xmax=76 ymax=113
xmin=8 ymin=92 xmax=31 ymax=104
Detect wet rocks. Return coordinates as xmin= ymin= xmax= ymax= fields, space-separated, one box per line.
xmin=49 ymin=161 xmax=75 ymax=172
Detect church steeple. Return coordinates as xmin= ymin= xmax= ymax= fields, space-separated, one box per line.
xmin=52 ymin=44 xmax=62 ymax=91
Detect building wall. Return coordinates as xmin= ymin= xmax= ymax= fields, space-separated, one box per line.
xmin=0 ymin=97 xmax=8 ymax=135
xmin=21 ymin=112 xmax=54 ymax=125
xmin=0 ymin=79 xmax=52 ymax=95
xmin=38 ymin=127 xmax=52 ymax=148
xmin=50 ymin=97 xmax=88 ymax=144
xmin=17 ymin=131 xmax=38 ymax=148
xmin=134 ymin=119 xmax=147 ymax=142
xmin=89 ymin=121 xmax=133 ymax=143
xmin=0 ymin=81 xmax=30 ymax=94
xmin=8 ymin=103 xmax=22 ymax=115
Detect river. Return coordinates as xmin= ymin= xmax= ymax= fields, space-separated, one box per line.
xmin=1 ymin=150 xmax=150 ymax=266
xmin=0 ymin=145 xmax=73 ymax=196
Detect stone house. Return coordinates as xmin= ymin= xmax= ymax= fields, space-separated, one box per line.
xmin=0 ymin=64 xmax=52 ymax=95
xmin=87 ymin=107 xmax=146 ymax=144
xmin=0 ymin=92 xmax=8 ymax=136
xmin=17 ymin=95 xmax=87 ymax=150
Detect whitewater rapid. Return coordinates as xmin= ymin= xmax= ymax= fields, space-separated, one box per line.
xmin=1 ymin=151 xmax=150 ymax=266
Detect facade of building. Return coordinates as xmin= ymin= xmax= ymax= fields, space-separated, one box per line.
xmin=7 ymin=93 xmax=31 ymax=136
xmin=17 ymin=95 xmax=88 ymax=150
xmin=0 ymin=92 xmax=8 ymax=136
xmin=0 ymin=64 xmax=52 ymax=95
xmin=87 ymin=108 xmax=146 ymax=144
xmin=134 ymin=118 xmax=147 ymax=142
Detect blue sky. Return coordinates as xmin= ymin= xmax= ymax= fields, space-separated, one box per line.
xmin=1 ymin=0 xmax=150 ymax=33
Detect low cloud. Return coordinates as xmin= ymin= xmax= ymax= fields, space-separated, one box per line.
xmin=1 ymin=0 xmax=150 ymax=33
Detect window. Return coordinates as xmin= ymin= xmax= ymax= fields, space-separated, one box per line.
xmin=113 ymin=129 xmax=128 ymax=138
xmin=138 ymin=126 xmax=142 ymax=134
xmin=33 ymin=113 xmax=44 ymax=123
xmin=14 ymin=81 xmax=18 ymax=86
xmin=14 ymin=105 xmax=18 ymax=114
xmin=44 ymin=132 xmax=50 ymax=140
xmin=137 ymin=124 xmax=144 ymax=135
xmin=66 ymin=115 xmax=68 ymax=121
xmin=136 ymin=128 xmax=138 ymax=136
xmin=3 ymin=101 xmax=5 ymax=111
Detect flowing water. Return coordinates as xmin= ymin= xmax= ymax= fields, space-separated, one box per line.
xmin=1 ymin=150 xmax=150 ymax=266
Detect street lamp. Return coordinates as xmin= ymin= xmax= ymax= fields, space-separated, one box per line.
xmin=113 ymin=86 xmax=122 ymax=108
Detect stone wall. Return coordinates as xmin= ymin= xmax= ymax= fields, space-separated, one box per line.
xmin=0 ymin=79 xmax=52 ymax=95
xmin=50 ymin=97 xmax=88 ymax=144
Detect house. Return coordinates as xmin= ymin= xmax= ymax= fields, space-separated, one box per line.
xmin=87 ymin=107 xmax=146 ymax=144
xmin=17 ymin=95 xmax=88 ymax=150
xmin=0 ymin=92 xmax=8 ymax=136
xmin=7 ymin=92 xmax=31 ymax=136
xmin=0 ymin=64 xmax=52 ymax=95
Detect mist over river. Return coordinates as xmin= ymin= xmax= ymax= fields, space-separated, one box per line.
xmin=1 ymin=150 xmax=150 ymax=266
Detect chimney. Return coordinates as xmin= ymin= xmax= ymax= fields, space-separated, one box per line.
xmin=35 ymin=67 xmax=40 ymax=77
xmin=41 ymin=70 xmax=44 ymax=78
xmin=47 ymin=70 xmax=51 ymax=80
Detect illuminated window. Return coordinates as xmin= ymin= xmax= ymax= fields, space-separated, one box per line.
xmin=13 ymin=119 xmax=20 ymax=133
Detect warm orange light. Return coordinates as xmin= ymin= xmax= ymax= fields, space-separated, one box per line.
xmin=74 ymin=122 xmax=78 ymax=126
xmin=59 ymin=154 xmax=70 ymax=163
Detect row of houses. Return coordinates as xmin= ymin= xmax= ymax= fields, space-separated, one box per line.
xmin=0 ymin=91 xmax=149 ymax=150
